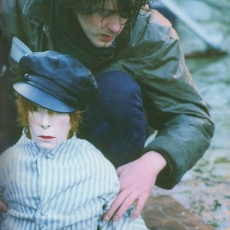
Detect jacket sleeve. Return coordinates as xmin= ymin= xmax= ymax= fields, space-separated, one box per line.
xmin=102 ymin=10 xmax=214 ymax=189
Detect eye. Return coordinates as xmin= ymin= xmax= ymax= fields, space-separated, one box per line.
xmin=97 ymin=8 xmax=115 ymax=17
xmin=52 ymin=111 xmax=63 ymax=116
xmin=98 ymin=9 xmax=109 ymax=17
xmin=31 ymin=104 xmax=42 ymax=113
xmin=50 ymin=111 xmax=69 ymax=117
xmin=57 ymin=112 xmax=69 ymax=117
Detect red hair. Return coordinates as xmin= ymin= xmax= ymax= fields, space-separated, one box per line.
xmin=15 ymin=93 xmax=82 ymax=139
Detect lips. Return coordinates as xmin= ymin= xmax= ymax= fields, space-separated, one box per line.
xmin=101 ymin=35 xmax=114 ymax=42
xmin=38 ymin=136 xmax=55 ymax=140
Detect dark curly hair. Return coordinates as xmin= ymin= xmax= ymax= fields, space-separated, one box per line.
xmin=58 ymin=0 xmax=150 ymax=22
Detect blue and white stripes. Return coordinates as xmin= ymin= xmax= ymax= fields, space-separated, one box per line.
xmin=0 ymin=132 xmax=148 ymax=229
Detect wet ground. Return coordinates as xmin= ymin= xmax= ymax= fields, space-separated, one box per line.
xmin=152 ymin=0 xmax=230 ymax=229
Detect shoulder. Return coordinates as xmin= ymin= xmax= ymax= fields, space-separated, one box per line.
xmin=136 ymin=8 xmax=172 ymax=29
xmin=2 ymin=0 xmax=28 ymax=13
xmin=72 ymin=138 xmax=119 ymax=193
xmin=75 ymin=138 xmax=104 ymax=158
xmin=74 ymin=138 xmax=117 ymax=174
xmin=131 ymin=8 xmax=179 ymax=46
xmin=111 ymin=8 xmax=180 ymax=65
xmin=0 ymin=145 xmax=18 ymax=171
xmin=0 ymin=145 xmax=18 ymax=158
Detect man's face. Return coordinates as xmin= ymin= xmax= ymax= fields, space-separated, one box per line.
xmin=76 ymin=1 xmax=128 ymax=48
xmin=28 ymin=105 xmax=71 ymax=150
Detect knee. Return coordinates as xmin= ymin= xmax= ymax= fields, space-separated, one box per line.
xmin=96 ymin=71 xmax=143 ymax=111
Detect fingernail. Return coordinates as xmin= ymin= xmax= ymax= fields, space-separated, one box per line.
xmin=132 ymin=215 xmax=137 ymax=220
xmin=104 ymin=215 xmax=109 ymax=221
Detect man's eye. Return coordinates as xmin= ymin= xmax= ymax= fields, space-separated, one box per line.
xmin=31 ymin=105 xmax=41 ymax=112
xmin=98 ymin=8 xmax=112 ymax=17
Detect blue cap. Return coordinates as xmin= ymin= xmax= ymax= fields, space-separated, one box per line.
xmin=13 ymin=51 xmax=98 ymax=112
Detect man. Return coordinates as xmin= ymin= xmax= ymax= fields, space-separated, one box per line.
xmin=1 ymin=0 xmax=214 ymax=222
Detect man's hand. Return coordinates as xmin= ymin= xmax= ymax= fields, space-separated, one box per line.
xmin=0 ymin=200 xmax=7 ymax=214
xmin=103 ymin=151 xmax=167 ymax=221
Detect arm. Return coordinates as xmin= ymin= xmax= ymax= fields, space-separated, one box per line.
xmin=103 ymin=43 xmax=214 ymax=219
xmin=138 ymin=35 xmax=214 ymax=189
xmin=102 ymin=9 xmax=214 ymax=220
xmin=104 ymin=9 xmax=214 ymax=188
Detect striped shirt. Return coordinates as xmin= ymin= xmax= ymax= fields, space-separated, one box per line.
xmin=0 ymin=131 xmax=148 ymax=229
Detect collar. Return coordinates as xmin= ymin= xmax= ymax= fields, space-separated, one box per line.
xmin=20 ymin=128 xmax=78 ymax=158
xmin=23 ymin=0 xmax=51 ymax=23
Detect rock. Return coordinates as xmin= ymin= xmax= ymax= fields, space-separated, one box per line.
xmin=141 ymin=195 xmax=215 ymax=230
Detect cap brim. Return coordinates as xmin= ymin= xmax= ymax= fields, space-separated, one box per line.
xmin=13 ymin=82 xmax=77 ymax=113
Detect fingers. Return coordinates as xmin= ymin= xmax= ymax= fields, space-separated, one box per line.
xmin=116 ymin=164 xmax=126 ymax=176
xmin=104 ymin=190 xmax=147 ymax=222
xmin=104 ymin=154 xmax=161 ymax=222
xmin=104 ymin=189 xmax=130 ymax=221
xmin=131 ymin=195 xmax=148 ymax=220
xmin=112 ymin=193 xmax=137 ymax=221
xmin=0 ymin=200 xmax=8 ymax=212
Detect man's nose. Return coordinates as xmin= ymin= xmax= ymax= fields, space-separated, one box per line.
xmin=107 ymin=16 xmax=122 ymax=34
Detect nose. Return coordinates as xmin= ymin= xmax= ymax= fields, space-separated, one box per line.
xmin=107 ymin=16 xmax=122 ymax=34
xmin=38 ymin=110 xmax=51 ymax=128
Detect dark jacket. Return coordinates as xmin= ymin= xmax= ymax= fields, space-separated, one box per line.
xmin=1 ymin=0 xmax=214 ymax=189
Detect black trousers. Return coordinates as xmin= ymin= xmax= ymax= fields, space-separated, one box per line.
xmin=78 ymin=71 xmax=146 ymax=168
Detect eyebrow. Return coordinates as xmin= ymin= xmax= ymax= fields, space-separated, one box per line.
xmin=95 ymin=6 xmax=117 ymax=13
xmin=104 ymin=9 xmax=116 ymax=13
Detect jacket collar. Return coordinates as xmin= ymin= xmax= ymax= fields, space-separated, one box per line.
xmin=23 ymin=0 xmax=51 ymax=22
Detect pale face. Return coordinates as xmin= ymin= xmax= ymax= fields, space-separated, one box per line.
xmin=28 ymin=105 xmax=71 ymax=150
xmin=76 ymin=1 xmax=128 ymax=48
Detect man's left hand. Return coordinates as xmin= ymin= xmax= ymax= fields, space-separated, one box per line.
xmin=103 ymin=151 xmax=167 ymax=221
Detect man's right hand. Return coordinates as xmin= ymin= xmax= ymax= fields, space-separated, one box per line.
xmin=0 ymin=200 xmax=7 ymax=213
xmin=103 ymin=151 xmax=167 ymax=221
